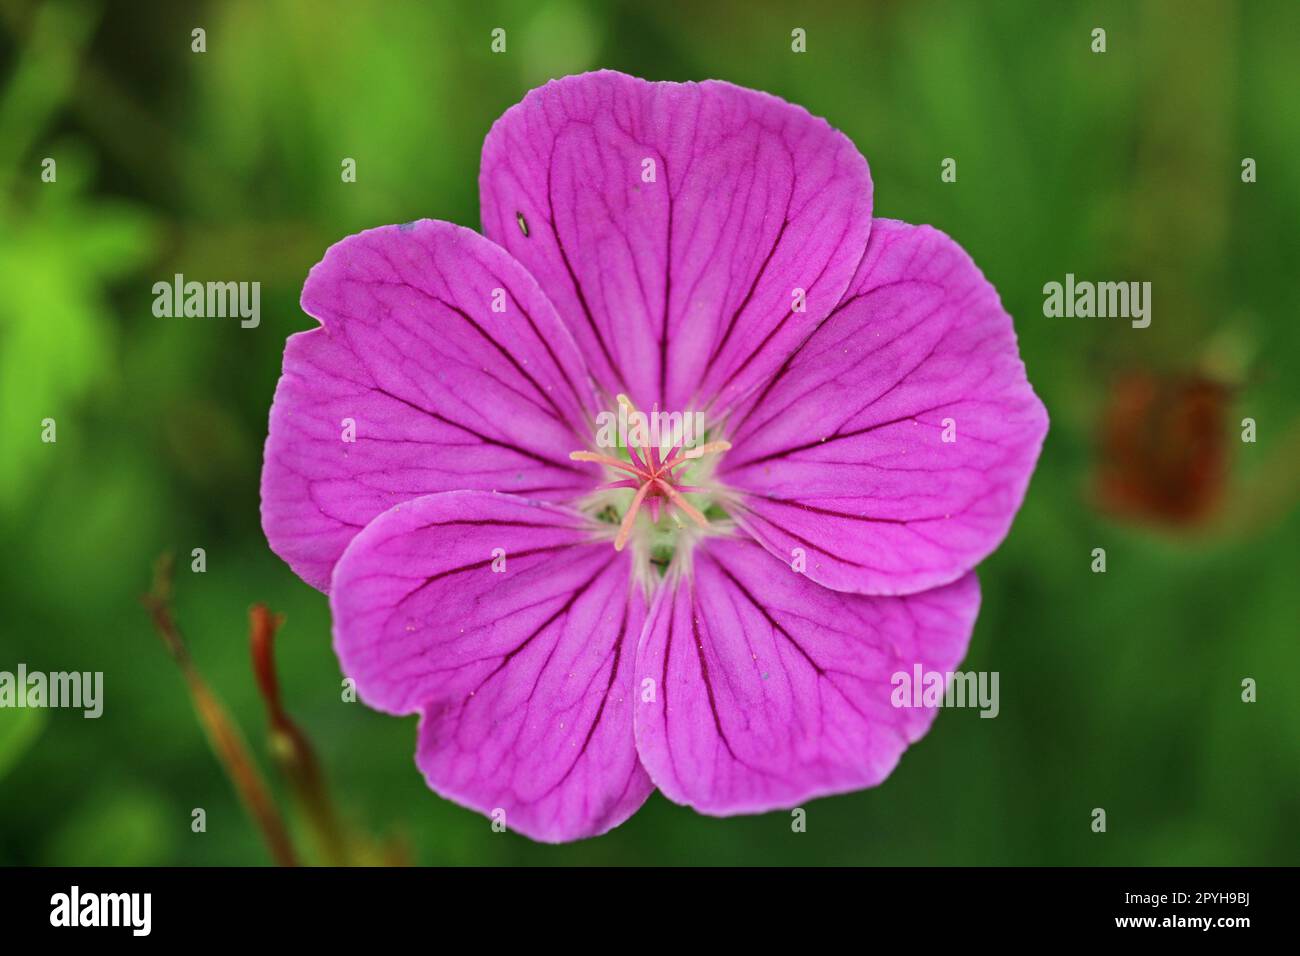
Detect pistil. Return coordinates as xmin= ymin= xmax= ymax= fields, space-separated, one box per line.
xmin=571 ymin=395 xmax=730 ymax=551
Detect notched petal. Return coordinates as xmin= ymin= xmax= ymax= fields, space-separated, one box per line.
xmin=261 ymin=219 xmax=598 ymax=591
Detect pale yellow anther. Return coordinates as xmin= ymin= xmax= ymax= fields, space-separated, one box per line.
xmin=569 ymin=450 xmax=642 ymax=477
xmin=683 ymin=439 xmax=732 ymax=460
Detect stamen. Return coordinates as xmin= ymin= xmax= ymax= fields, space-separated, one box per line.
xmin=570 ymin=451 xmax=643 ymax=477
xmin=616 ymin=394 xmax=650 ymax=470
xmin=573 ymin=400 xmax=731 ymax=550
xmin=654 ymin=479 xmax=709 ymax=528
xmin=684 ymin=439 xmax=732 ymax=460
xmin=615 ymin=482 xmax=653 ymax=551
xmin=647 ymin=403 xmax=663 ymax=470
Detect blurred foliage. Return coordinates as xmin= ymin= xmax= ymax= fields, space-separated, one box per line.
xmin=0 ymin=1 xmax=155 ymax=510
xmin=0 ymin=0 xmax=1297 ymax=866
xmin=0 ymin=706 xmax=44 ymax=782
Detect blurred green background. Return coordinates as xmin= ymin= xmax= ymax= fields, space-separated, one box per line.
xmin=1 ymin=0 xmax=1297 ymax=866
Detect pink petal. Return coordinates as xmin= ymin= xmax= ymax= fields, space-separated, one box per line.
xmin=261 ymin=219 xmax=598 ymax=591
xmin=719 ymin=219 xmax=1049 ymax=596
xmin=330 ymin=491 xmax=651 ymax=843
xmin=480 ymin=70 xmax=873 ymax=415
xmin=634 ymin=535 xmax=979 ymax=816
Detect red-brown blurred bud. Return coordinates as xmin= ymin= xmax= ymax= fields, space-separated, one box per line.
xmin=1094 ymin=370 xmax=1231 ymax=526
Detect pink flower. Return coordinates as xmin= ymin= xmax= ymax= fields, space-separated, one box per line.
xmin=261 ymin=71 xmax=1047 ymax=842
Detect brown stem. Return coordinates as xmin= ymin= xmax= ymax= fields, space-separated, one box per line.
xmin=250 ymin=604 xmax=350 ymax=866
xmin=141 ymin=554 xmax=298 ymax=867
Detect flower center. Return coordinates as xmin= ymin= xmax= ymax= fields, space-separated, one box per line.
xmin=570 ymin=394 xmax=731 ymax=553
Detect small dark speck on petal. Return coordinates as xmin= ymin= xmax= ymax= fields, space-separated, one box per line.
xmin=516 ymin=211 xmax=529 ymax=237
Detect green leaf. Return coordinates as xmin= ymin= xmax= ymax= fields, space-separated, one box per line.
xmin=0 ymin=705 xmax=46 ymax=781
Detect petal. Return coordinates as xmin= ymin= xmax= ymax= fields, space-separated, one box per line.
xmin=634 ymin=535 xmax=979 ymax=816
xmin=330 ymin=491 xmax=651 ymax=843
xmin=480 ymin=70 xmax=872 ymax=414
xmin=261 ymin=219 xmax=598 ymax=591
xmin=719 ymin=219 xmax=1049 ymax=595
